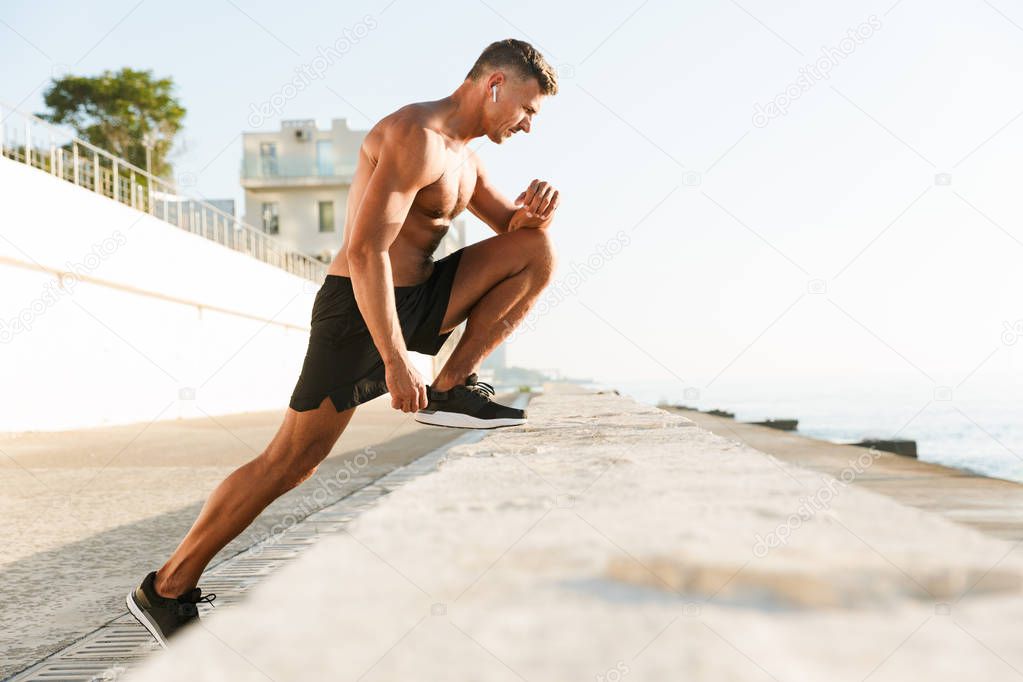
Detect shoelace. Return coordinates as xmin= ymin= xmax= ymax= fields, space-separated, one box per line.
xmin=174 ymin=591 xmax=217 ymax=618
xmin=467 ymin=380 xmax=496 ymax=400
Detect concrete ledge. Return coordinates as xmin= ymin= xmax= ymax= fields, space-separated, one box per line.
xmin=125 ymin=384 xmax=1023 ymax=681
xmin=668 ymin=406 xmax=1023 ymax=542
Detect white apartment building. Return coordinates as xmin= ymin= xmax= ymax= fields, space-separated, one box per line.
xmin=241 ymin=118 xmax=364 ymax=263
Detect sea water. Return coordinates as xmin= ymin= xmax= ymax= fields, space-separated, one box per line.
xmin=580 ymin=375 xmax=1023 ymax=483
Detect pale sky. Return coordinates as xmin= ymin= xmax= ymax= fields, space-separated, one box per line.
xmin=4 ymin=0 xmax=1023 ymax=401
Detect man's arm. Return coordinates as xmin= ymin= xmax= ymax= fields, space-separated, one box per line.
xmin=466 ymin=155 xmax=517 ymax=234
xmin=467 ymin=154 xmax=560 ymax=234
xmin=347 ymin=121 xmax=445 ymax=411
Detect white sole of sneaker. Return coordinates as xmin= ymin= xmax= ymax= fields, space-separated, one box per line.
xmin=414 ymin=411 xmax=526 ymax=429
xmin=126 ymin=591 xmax=169 ymax=649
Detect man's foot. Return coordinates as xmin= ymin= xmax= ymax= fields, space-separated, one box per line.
xmin=126 ymin=571 xmax=216 ymax=648
xmin=416 ymin=373 xmax=527 ymax=429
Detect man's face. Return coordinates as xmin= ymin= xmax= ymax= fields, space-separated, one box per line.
xmin=487 ymin=74 xmax=544 ymax=144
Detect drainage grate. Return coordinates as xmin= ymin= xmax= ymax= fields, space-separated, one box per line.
xmin=60 ymin=627 xmax=159 ymax=660
xmin=9 ymin=661 xmax=123 ymax=681
xmin=235 ymin=546 xmax=303 ymax=561
xmin=210 ymin=558 xmax=287 ymax=578
xmin=8 ymin=428 xmax=491 ymax=682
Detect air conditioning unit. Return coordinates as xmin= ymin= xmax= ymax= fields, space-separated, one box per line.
xmin=295 ymin=128 xmax=312 ymax=141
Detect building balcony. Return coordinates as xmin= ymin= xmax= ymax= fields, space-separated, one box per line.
xmin=241 ymin=159 xmax=357 ymax=189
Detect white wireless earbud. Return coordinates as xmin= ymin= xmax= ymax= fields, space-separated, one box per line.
xmin=491 ymin=85 xmax=498 ymax=103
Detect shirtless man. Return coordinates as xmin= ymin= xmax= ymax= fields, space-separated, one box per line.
xmin=127 ymin=38 xmax=560 ymax=646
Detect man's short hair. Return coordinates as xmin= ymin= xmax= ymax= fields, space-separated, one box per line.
xmin=466 ymin=39 xmax=558 ymax=96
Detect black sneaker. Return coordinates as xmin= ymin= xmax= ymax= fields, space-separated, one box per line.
xmin=415 ymin=373 xmax=527 ymax=429
xmin=126 ymin=571 xmax=216 ymax=648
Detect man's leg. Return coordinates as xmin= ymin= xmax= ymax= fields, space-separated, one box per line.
xmin=432 ymin=228 xmax=556 ymax=391
xmin=153 ymin=396 xmax=357 ymax=598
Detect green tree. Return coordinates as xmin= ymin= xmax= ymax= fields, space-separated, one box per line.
xmin=37 ymin=67 xmax=185 ymax=179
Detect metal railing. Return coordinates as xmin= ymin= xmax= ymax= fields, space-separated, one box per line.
xmin=0 ymin=102 xmax=326 ymax=282
xmin=241 ymin=156 xmax=358 ymax=180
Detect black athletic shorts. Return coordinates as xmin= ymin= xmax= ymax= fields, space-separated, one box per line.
xmin=289 ymin=247 xmax=465 ymax=412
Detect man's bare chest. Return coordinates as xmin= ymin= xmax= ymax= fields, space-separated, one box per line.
xmin=413 ymin=153 xmax=476 ymax=221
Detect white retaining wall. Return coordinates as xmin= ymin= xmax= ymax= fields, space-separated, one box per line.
xmin=0 ymin=158 xmax=431 ymax=432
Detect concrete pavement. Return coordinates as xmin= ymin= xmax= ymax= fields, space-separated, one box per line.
xmin=120 ymin=384 xmax=1023 ymax=681
xmin=0 ymin=393 xmax=494 ymax=679
xmin=665 ymin=405 xmax=1023 ymax=542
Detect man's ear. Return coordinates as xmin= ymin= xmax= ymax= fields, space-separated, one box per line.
xmin=486 ymin=71 xmax=506 ymax=90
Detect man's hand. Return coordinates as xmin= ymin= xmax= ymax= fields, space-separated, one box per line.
xmin=384 ymin=354 xmax=429 ymax=413
xmin=509 ymin=179 xmax=560 ymax=231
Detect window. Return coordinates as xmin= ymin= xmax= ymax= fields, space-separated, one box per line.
xmin=261 ymin=202 xmax=279 ymax=235
xmin=316 ymin=140 xmax=333 ymax=176
xmin=318 ymin=201 xmax=335 ymax=233
xmin=259 ymin=142 xmax=278 ymax=176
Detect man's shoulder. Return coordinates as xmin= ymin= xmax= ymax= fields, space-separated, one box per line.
xmin=362 ymin=106 xmax=446 ymax=183
xmin=371 ymin=105 xmax=445 ymax=151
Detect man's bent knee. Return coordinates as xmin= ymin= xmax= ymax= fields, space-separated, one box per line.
xmin=522 ymin=228 xmax=557 ymax=283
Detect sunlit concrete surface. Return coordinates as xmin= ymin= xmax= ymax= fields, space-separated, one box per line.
xmin=0 ymin=394 xmax=472 ymax=679
xmin=123 ymin=383 xmax=1023 ymax=681
xmin=665 ymin=406 xmax=1023 ymax=542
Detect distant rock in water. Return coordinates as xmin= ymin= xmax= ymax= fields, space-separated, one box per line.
xmin=854 ymin=438 xmax=917 ymax=458
xmin=656 ymin=403 xmax=699 ymax=411
xmin=750 ymin=418 xmax=798 ymax=431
